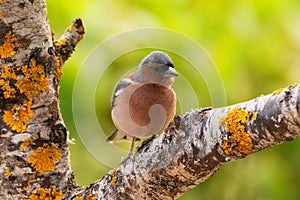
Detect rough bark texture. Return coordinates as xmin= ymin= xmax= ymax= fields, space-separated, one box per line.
xmin=0 ymin=0 xmax=84 ymax=199
xmin=1 ymin=1 xmax=300 ymax=200
xmin=69 ymin=84 xmax=300 ymax=199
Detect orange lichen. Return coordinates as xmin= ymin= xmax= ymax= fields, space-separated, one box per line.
xmin=1 ymin=65 xmax=17 ymax=79
xmin=272 ymin=88 xmax=284 ymax=95
xmin=221 ymin=108 xmax=257 ymax=155
xmin=17 ymin=161 xmax=23 ymax=166
xmin=77 ymin=34 xmax=83 ymax=43
xmin=21 ymin=138 xmax=33 ymax=149
xmin=1 ymin=62 xmax=49 ymax=132
xmin=22 ymin=182 xmax=31 ymax=192
xmin=111 ymin=169 xmax=119 ymax=185
xmin=16 ymin=61 xmax=49 ymax=97
xmin=252 ymin=112 xmax=258 ymax=120
xmin=289 ymin=83 xmax=298 ymax=88
xmin=67 ymin=25 xmax=76 ymax=32
xmin=28 ymin=143 xmax=61 ymax=174
xmin=66 ymin=24 xmax=84 ymax=43
xmin=111 ymin=169 xmax=118 ymax=176
xmin=27 ymin=185 xmax=64 ymax=200
xmin=54 ymin=38 xmax=67 ymax=47
xmin=0 ymin=31 xmax=16 ymax=59
xmin=33 ymin=133 xmax=39 ymax=139
xmin=54 ymin=56 xmax=63 ymax=81
xmin=73 ymin=194 xmax=96 ymax=200
xmin=5 ymin=169 xmax=11 ymax=177
xmin=0 ymin=66 xmax=18 ymax=98
xmin=0 ymin=79 xmax=16 ymax=98
xmin=0 ymin=13 xmax=5 ymax=17
xmin=2 ymin=101 xmax=34 ymax=132
xmin=111 ymin=178 xmax=116 ymax=185
xmin=86 ymin=194 xmax=98 ymax=200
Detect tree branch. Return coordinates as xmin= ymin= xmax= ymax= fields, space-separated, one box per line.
xmin=54 ymin=18 xmax=85 ymax=69
xmin=69 ymin=83 xmax=300 ymax=199
xmin=0 ymin=1 xmax=83 ymax=199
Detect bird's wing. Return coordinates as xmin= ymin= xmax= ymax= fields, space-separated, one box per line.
xmin=111 ymin=78 xmax=132 ymax=109
xmin=109 ymin=77 xmax=135 ymax=143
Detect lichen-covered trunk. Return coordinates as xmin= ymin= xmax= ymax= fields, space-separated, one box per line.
xmin=0 ymin=1 xmax=83 ymax=199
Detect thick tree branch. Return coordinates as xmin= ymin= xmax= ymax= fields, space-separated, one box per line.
xmin=69 ymin=84 xmax=300 ymax=199
xmin=0 ymin=1 xmax=83 ymax=199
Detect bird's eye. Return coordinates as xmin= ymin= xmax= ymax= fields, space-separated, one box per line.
xmin=166 ymin=62 xmax=174 ymax=68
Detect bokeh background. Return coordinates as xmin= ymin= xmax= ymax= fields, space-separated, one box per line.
xmin=47 ymin=1 xmax=300 ymax=199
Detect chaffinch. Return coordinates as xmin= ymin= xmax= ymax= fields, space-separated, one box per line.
xmin=107 ymin=51 xmax=178 ymax=155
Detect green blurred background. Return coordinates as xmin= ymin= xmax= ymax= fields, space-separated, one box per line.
xmin=47 ymin=1 xmax=300 ymax=199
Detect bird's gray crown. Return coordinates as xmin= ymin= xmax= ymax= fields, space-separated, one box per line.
xmin=134 ymin=51 xmax=174 ymax=82
xmin=139 ymin=51 xmax=174 ymax=68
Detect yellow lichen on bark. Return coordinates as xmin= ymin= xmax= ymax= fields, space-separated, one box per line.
xmin=1 ymin=65 xmax=17 ymax=79
xmin=27 ymin=185 xmax=64 ymax=200
xmin=1 ymin=61 xmax=49 ymax=132
xmin=2 ymin=101 xmax=34 ymax=132
xmin=0 ymin=79 xmax=16 ymax=98
xmin=16 ymin=61 xmax=49 ymax=97
xmin=54 ymin=56 xmax=63 ymax=81
xmin=20 ymin=138 xmax=33 ymax=149
xmin=67 ymin=24 xmax=76 ymax=32
xmin=289 ymin=83 xmax=298 ymax=88
xmin=5 ymin=169 xmax=11 ymax=177
xmin=28 ymin=143 xmax=61 ymax=174
xmin=54 ymin=38 xmax=67 ymax=47
xmin=272 ymin=88 xmax=284 ymax=95
xmin=0 ymin=66 xmax=17 ymax=98
xmin=0 ymin=31 xmax=16 ymax=59
xmin=221 ymin=108 xmax=257 ymax=155
xmin=69 ymin=20 xmax=85 ymax=43
xmin=86 ymin=194 xmax=98 ymax=200
xmin=273 ymin=83 xmax=299 ymax=95
xmin=111 ymin=169 xmax=119 ymax=185
xmin=77 ymin=34 xmax=83 ymax=43
xmin=74 ymin=194 xmax=97 ymax=200
xmin=22 ymin=182 xmax=31 ymax=192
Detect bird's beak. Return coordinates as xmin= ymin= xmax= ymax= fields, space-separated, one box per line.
xmin=163 ymin=67 xmax=178 ymax=78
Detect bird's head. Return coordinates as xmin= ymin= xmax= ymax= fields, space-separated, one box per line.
xmin=134 ymin=51 xmax=178 ymax=87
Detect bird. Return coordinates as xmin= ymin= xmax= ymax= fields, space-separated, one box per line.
xmin=106 ymin=51 xmax=178 ymax=156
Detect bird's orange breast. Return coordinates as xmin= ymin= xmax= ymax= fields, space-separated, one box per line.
xmin=112 ymin=83 xmax=176 ymax=138
xmin=129 ymin=83 xmax=176 ymax=127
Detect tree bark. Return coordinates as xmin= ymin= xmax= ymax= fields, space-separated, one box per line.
xmin=0 ymin=0 xmax=83 ymax=199
xmin=1 ymin=1 xmax=300 ymax=200
xmin=69 ymin=84 xmax=300 ymax=199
